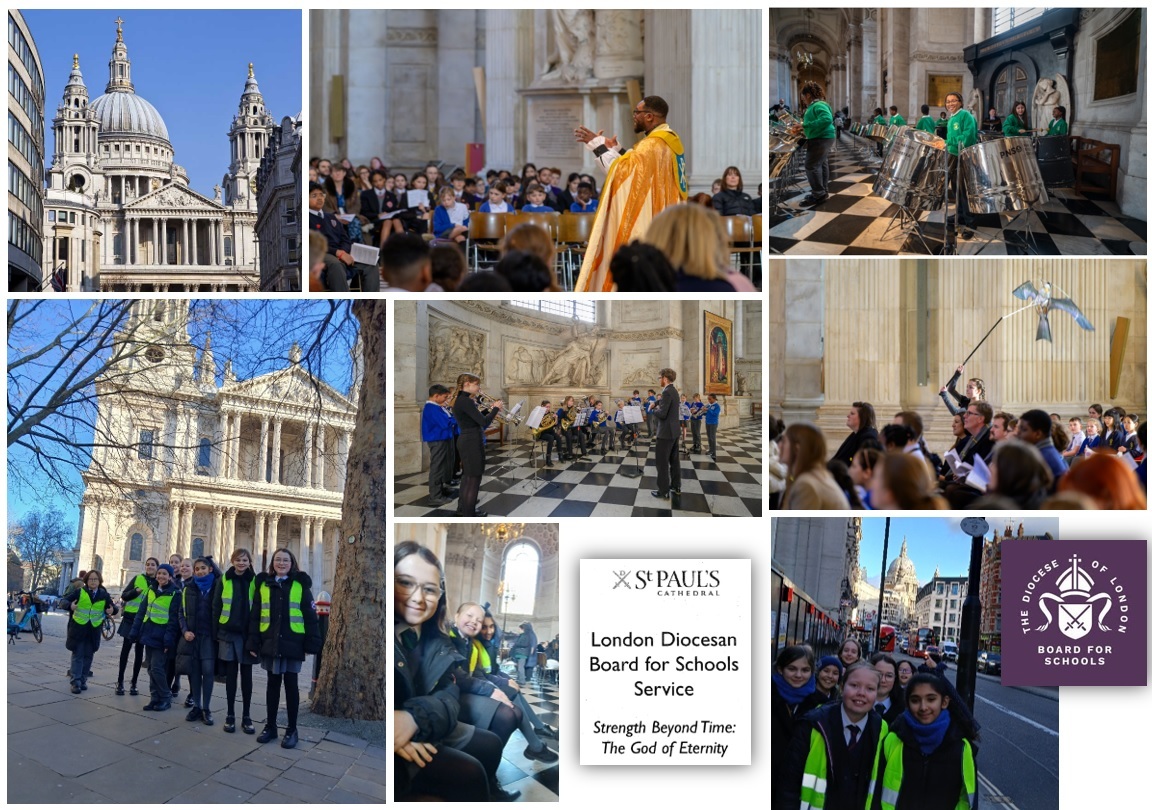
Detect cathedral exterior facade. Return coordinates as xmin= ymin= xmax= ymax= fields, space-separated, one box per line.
xmin=42 ymin=19 xmax=273 ymax=292
xmin=75 ymin=301 xmax=357 ymax=594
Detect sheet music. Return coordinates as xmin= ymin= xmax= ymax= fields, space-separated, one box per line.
xmin=526 ymin=406 xmax=546 ymax=430
xmin=350 ymin=243 xmax=379 ymax=266
xmin=405 ymin=189 xmax=431 ymax=209
xmin=966 ymin=454 xmax=991 ymax=493
xmin=622 ymin=405 xmax=645 ymax=424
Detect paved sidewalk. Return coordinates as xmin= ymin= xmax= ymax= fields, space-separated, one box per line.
xmin=7 ymin=611 xmax=387 ymax=803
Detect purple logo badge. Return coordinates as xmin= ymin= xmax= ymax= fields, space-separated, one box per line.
xmin=1002 ymin=540 xmax=1146 ymax=686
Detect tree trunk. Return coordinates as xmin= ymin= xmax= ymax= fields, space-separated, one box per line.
xmin=310 ymin=301 xmax=387 ymax=718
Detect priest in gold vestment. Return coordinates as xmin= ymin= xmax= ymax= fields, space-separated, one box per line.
xmin=574 ymin=96 xmax=688 ymax=292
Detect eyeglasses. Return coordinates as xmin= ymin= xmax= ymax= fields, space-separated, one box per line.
xmin=965 ymin=411 xmax=980 ymax=418
xmin=632 ymin=108 xmax=651 ymax=116
xmin=878 ymin=672 xmax=896 ymax=681
xmin=396 ymin=576 xmax=443 ymax=601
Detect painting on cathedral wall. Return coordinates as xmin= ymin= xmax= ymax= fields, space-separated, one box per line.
xmin=704 ymin=310 xmax=732 ymax=397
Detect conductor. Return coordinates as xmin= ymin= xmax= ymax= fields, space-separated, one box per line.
xmin=652 ymin=367 xmax=682 ymax=499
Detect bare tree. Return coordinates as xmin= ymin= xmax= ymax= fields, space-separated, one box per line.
xmin=311 ymin=301 xmax=386 ymax=719
xmin=8 ymin=509 xmax=72 ymax=593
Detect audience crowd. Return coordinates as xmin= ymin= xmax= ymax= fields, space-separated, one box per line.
xmin=769 ymin=400 xmax=1147 ymax=511
xmin=307 ymin=156 xmax=762 ymax=293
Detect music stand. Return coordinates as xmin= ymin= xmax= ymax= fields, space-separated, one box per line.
xmin=618 ymin=405 xmax=646 ymax=478
xmin=517 ymin=406 xmax=552 ymax=494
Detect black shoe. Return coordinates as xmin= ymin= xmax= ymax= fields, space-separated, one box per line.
xmin=130 ymin=684 xmax=139 ymax=696
xmin=455 ymin=508 xmax=490 ymax=517
xmin=257 ymin=724 xmax=278 ymax=744
xmin=87 ymin=670 xmax=94 ymax=678
xmin=142 ymin=701 xmax=157 ymax=711
xmin=490 ymin=785 xmax=521 ymax=802
xmin=536 ymin=724 xmax=559 ymax=739
xmin=153 ymin=701 xmax=172 ymax=712
xmin=961 ymin=228 xmax=974 ymax=239
xmin=650 ymin=490 xmax=670 ymax=499
xmin=171 ymin=687 xmax=180 ymax=698
xmin=186 ymin=707 xmax=203 ymax=722
xmin=184 ymin=695 xmax=195 ymax=708
xmin=440 ymin=488 xmax=459 ymax=497
xmin=224 ymin=715 xmax=236 ymax=733
xmin=71 ymin=684 xmax=81 ymax=694
xmin=449 ymin=478 xmax=460 ymax=486
xmin=672 ymin=487 xmax=682 ymax=494
xmin=115 ymin=682 xmax=125 ymax=696
xmin=524 ymin=744 xmax=559 ymax=763
xmin=80 ymin=683 xmax=88 ymax=691
xmin=242 ymin=716 xmax=256 ymax=734
xmin=281 ymin=728 xmax=299 ymax=749
xmin=202 ymin=711 xmax=214 ymax=727
xmin=710 ymin=454 xmax=717 ymax=461
xmin=427 ymin=495 xmax=450 ymax=506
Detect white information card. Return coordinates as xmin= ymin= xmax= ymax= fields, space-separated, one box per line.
xmin=579 ymin=558 xmax=751 ymax=765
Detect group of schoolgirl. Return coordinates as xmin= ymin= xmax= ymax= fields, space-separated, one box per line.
xmin=67 ymin=547 xmax=320 ymax=749
xmin=771 ymin=643 xmax=979 ymax=810
xmin=395 ymin=542 xmax=559 ymax=802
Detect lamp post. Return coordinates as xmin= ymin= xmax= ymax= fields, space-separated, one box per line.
xmin=957 ymin=517 xmax=989 ymax=713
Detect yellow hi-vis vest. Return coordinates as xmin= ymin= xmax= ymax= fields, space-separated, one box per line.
xmin=218 ymin=577 xmax=255 ymax=624
xmin=71 ymin=590 xmax=106 ymax=626
xmin=143 ymin=589 xmax=174 ymax=625
xmin=470 ymin=638 xmax=492 ymax=675
xmin=876 ymin=733 xmax=976 ymax=810
xmin=260 ymin=580 xmax=305 ymax=634
xmin=799 ymin=718 xmax=888 ymax=810
xmin=123 ymin=573 xmax=149 ymax=614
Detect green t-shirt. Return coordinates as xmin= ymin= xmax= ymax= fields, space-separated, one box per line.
xmin=802 ymin=100 xmax=836 ymax=140
xmin=873 ymin=115 xmax=888 ymax=125
xmin=1047 ymin=118 xmax=1068 ymax=136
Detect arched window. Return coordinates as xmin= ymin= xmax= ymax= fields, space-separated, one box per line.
xmin=129 ymin=532 xmax=144 ymax=561
xmin=197 ymin=437 xmax=212 ymax=472
xmin=503 ymin=542 xmax=540 ymax=617
xmin=224 ymin=236 xmax=233 ymax=265
xmin=191 ymin=537 xmax=204 ymax=559
xmin=94 ymin=555 xmax=104 ymax=574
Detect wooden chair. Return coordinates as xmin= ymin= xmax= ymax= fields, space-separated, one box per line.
xmin=723 ymin=215 xmax=756 ymax=275
xmin=506 ymin=211 xmax=560 ymax=241
xmin=557 ymin=213 xmax=595 ymax=291
xmin=466 ymin=212 xmax=507 ymax=270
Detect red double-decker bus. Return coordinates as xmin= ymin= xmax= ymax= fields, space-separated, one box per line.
xmin=909 ymin=626 xmax=939 ymax=658
xmin=877 ymin=624 xmax=897 ymax=653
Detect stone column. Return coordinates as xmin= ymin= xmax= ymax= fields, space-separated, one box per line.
xmin=192 ymin=220 xmax=199 ymax=266
xmin=268 ymin=512 xmax=280 ymax=552
xmin=645 ymin=10 xmax=761 ymax=191
xmin=255 ymin=511 xmax=267 ymax=566
xmin=217 ymin=223 xmax=225 ymax=267
xmin=152 ymin=217 xmax=159 ymax=264
xmin=316 ymin=427 xmax=326 ymax=489
xmin=161 ymin=219 xmax=167 ymax=264
xmin=209 ymin=221 xmax=217 ymax=266
xmin=485 ymin=10 xmax=534 ymax=170
xmin=861 ymin=13 xmax=878 ymax=113
xmin=231 ymin=414 xmax=243 ymax=479
xmin=179 ymin=502 xmax=194 ymax=558
xmin=304 ymin=423 xmax=314 ymax=488
xmin=300 ymin=518 xmax=312 ymax=581
xmin=272 ymin=418 xmax=283 ymax=484
xmin=259 ymin=415 xmax=270 ymax=483
xmin=167 ymin=501 xmax=182 ymax=558
xmin=313 ymin=519 xmax=326 ymax=594
xmin=226 ymin=507 xmax=239 ymax=563
xmin=213 ymin=506 xmax=224 ymax=560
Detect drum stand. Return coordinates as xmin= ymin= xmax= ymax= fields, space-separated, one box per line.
xmin=972 ymin=205 xmax=1043 ymax=256
xmin=514 ymin=432 xmax=553 ymax=494
xmin=879 ymin=198 xmax=935 ymax=254
xmin=941 ymin=157 xmax=959 ymax=256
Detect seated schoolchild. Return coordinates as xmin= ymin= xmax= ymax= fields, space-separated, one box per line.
xmin=569 ymin=182 xmax=599 ymax=213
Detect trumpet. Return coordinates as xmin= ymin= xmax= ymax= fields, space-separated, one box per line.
xmin=477 ymin=392 xmax=523 ymax=426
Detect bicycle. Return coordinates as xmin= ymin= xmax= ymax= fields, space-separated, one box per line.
xmin=7 ymin=602 xmax=43 ymax=644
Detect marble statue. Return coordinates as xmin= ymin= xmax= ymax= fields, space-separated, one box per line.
xmin=541 ymin=10 xmax=595 ymax=83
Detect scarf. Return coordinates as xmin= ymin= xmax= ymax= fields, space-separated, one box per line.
xmin=773 ymin=671 xmax=816 ymax=706
xmin=193 ymin=572 xmax=215 ymax=595
xmin=902 ymin=707 xmax=951 ymax=755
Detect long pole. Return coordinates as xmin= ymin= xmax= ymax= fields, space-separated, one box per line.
xmin=875 ymin=518 xmax=891 ymax=655
xmin=956 ymin=531 xmax=984 ymax=713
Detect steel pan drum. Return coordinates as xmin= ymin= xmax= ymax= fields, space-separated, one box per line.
xmin=1036 ymin=135 xmax=1075 ymax=188
xmin=977 ymin=130 xmax=1005 ymax=143
xmin=960 ymin=139 xmax=1049 ymax=214
xmin=873 ymin=130 xmax=948 ymax=211
xmin=867 ymin=124 xmax=893 ymax=141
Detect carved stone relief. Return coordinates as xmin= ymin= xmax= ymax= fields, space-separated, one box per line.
xmin=429 ymin=319 xmax=486 ymax=385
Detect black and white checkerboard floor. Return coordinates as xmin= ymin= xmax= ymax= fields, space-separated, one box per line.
xmin=498 ymin=674 xmax=560 ymax=801
xmin=769 ymin=135 xmax=1147 ymax=256
xmin=395 ymin=422 xmax=763 ymax=518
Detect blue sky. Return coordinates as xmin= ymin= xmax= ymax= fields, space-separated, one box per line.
xmin=24 ymin=9 xmax=302 ymax=198
xmin=6 ymin=300 xmax=357 ymax=532
xmin=859 ymin=516 xmax=1060 ymax=586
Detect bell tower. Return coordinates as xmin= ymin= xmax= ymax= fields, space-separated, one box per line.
xmin=223 ymin=63 xmax=274 ymax=208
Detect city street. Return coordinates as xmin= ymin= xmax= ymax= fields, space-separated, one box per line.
xmin=7 ymin=610 xmax=386 ymax=803
xmin=891 ymin=653 xmax=1059 ymax=810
